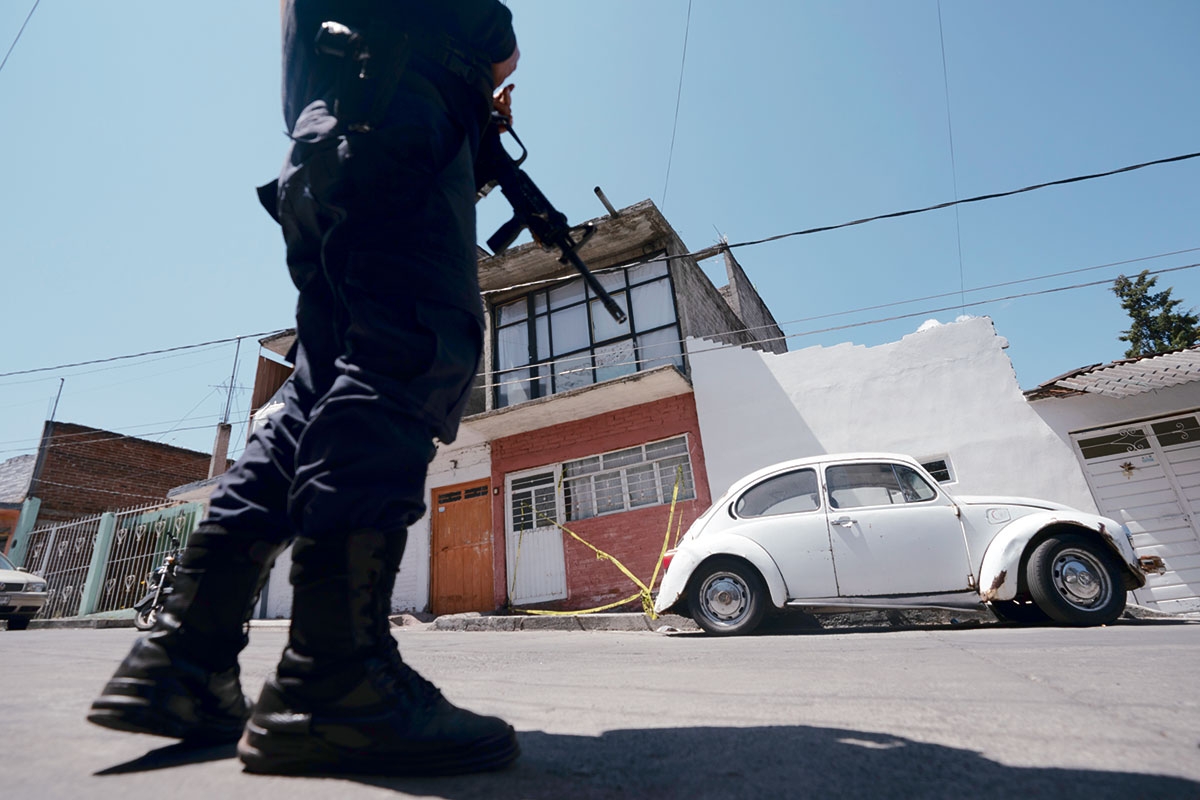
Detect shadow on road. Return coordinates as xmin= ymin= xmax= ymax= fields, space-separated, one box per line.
xmin=89 ymin=726 xmax=1184 ymax=799
xmin=95 ymin=741 xmax=238 ymax=775
xmin=360 ymin=726 xmax=1198 ymax=799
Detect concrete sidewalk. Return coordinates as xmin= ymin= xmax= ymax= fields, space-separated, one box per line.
xmin=22 ymin=603 xmax=1197 ymax=633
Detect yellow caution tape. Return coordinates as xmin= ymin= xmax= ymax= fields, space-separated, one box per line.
xmin=508 ymin=466 xmax=685 ymax=619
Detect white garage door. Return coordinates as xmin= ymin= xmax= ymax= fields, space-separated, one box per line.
xmin=1074 ymin=413 xmax=1200 ymax=613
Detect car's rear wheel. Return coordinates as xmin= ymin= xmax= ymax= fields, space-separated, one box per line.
xmin=988 ymin=598 xmax=1050 ymax=624
xmin=1026 ymin=533 xmax=1126 ymax=626
xmin=688 ymin=557 xmax=766 ymax=636
xmin=7 ymin=615 xmax=31 ymax=631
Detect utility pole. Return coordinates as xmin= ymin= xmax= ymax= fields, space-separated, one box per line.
xmin=208 ymin=339 xmax=241 ymax=479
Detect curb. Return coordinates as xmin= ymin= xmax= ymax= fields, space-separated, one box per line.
xmin=16 ymin=604 xmax=1197 ymax=633
xmin=429 ymin=612 xmax=698 ymax=633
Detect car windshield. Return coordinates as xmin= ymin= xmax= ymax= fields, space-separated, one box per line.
xmin=0 ymin=551 xmax=17 ymax=570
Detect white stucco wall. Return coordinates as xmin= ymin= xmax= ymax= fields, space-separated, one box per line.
xmin=687 ymin=316 xmax=1100 ymax=511
xmin=257 ymin=438 xmax=493 ymax=618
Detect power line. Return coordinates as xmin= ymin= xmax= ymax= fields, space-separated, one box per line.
xmin=4 ymin=150 xmax=1197 ymax=389
xmin=935 ymin=0 xmax=966 ymax=314
xmin=719 ymin=150 xmax=1200 ymax=255
xmin=482 ymin=149 xmax=1200 ymax=299
xmin=660 ymin=0 xmax=693 ymax=212
xmin=0 ymin=424 xmax=216 ymax=457
xmin=0 ymin=329 xmax=288 ymax=380
xmin=0 ymin=0 xmax=39 ymax=77
xmin=477 ymin=260 xmax=1200 ymax=395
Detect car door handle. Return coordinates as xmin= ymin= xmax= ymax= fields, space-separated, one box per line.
xmin=832 ymin=516 xmax=855 ymax=527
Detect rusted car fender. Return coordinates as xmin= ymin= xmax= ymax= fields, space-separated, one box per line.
xmin=653 ymin=534 xmax=788 ymax=615
xmin=977 ymin=511 xmax=1143 ymax=602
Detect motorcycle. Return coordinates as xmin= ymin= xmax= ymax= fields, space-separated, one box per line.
xmin=132 ymin=537 xmax=181 ymax=631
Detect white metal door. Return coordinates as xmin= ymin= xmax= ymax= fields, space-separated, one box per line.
xmin=1074 ymin=413 xmax=1200 ymax=613
xmin=505 ymin=469 xmax=568 ymax=605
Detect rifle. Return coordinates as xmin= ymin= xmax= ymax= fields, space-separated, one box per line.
xmin=475 ymin=113 xmax=627 ymax=323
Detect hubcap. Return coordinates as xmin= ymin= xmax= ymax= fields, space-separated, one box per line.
xmin=1051 ymin=548 xmax=1111 ymax=610
xmin=700 ymin=572 xmax=749 ymax=623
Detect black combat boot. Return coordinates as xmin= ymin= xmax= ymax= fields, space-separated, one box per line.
xmin=88 ymin=524 xmax=284 ymax=743
xmin=237 ymin=529 xmax=519 ymax=775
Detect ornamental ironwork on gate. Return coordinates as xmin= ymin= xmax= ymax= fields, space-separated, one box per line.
xmin=22 ymin=501 xmax=203 ymax=620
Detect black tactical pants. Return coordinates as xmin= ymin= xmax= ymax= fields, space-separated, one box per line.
xmin=205 ymin=71 xmax=484 ymax=547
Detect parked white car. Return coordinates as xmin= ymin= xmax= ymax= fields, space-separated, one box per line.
xmin=0 ymin=550 xmax=47 ymax=631
xmin=654 ymin=453 xmax=1166 ymax=635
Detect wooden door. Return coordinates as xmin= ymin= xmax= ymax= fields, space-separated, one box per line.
xmin=430 ymin=480 xmax=494 ymax=615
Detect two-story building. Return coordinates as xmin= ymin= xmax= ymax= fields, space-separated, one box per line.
xmin=249 ymin=199 xmax=786 ymax=617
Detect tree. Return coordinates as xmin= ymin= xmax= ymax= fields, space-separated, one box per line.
xmin=1111 ymin=270 xmax=1200 ymax=358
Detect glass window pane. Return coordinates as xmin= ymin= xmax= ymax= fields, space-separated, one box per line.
xmin=497 ymin=298 xmax=527 ymax=326
xmin=554 ymin=354 xmax=593 ymax=393
xmin=736 ymin=469 xmax=818 ymax=517
xmin=637 ymin=327 xmax=683 ymax=371
xmin=595 ymin=340 xmax=636 ymax=383
xmin=533 ymin=292 xmax=548 ymax=314
xmin=603 ymin=446 xmax=644 ymax=469
xmin=594 ymin=472 xmax=625 ymax=514
xmin=549 ymin=278 xmax=586 ymax=308
xmin=631 ymin=279 xmax=675 ymax=330
xmin=594 ymin=269 xmax=626 ymax=294
xmin=658 ymin=457 xmax=695 ymax=501
xmin=626 ymin=464 xmax=659 ymax=507
xmin=535 ymin=315 xmax=550 ymax=360
xmin=826 ymin=464 xmax=905 ymax=509
xmin=645 ymin=437 xmax=687 ymax=459
xmin=628 ymin=259 xmax=669 ymax=285
xmin=551 ymin=304 xmax=588 ymax=354
xmin=591 ymin=293 xmax=630 ymax=342
xmin=497 ymin=368 xmax=532 ymax=408
xmin=895 ymin=465 xmax=937 ymax=502
xmin=565 ymin=478 xmax=596 ymax=521
xmin=564 ymin=456 xmax=601 ymax=477
xmin=497 ymin=322 xmax=529 ymax=370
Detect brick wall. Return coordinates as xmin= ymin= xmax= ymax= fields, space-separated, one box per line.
xmin=30 ymin=422 xmax=214 ymax=522
xmin=490 ymin=393 xmax=712 ymax=611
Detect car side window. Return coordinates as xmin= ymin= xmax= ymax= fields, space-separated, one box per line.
xmin=826 ymin=463 xmax=936 ymax=509
xmin=735 ymin=469 xmax=821 ymax=517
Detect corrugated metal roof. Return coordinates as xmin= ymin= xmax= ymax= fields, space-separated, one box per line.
xmin=1025 ymin=346 xmax=1200 ymax=400
xmin=0 ymin=454 xmax=36 ymax=503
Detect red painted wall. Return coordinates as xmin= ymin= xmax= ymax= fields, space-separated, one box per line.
xmin=489 ymin=393 xmax=712 ymax=611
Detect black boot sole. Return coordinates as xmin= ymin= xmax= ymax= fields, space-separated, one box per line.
xmin=237 ymin=719 xmax=520 ymax=776
xmin=89 ymin=678 xmax=248 ymax=744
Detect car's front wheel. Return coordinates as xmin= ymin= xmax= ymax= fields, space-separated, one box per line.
xmin=688 ymin=557 xmax=767 ymax=636
xmin=1026 ymin=533 xmax=1126 ymax=626
xmin=6 ymin=615 xmax=31 ymax=631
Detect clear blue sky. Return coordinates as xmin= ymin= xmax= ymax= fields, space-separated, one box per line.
xmin=2 ymin=1 xmax=1198 ymax=464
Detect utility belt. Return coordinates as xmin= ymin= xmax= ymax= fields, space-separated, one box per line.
xmin=315 ymin=18 xmax=492 ymax=133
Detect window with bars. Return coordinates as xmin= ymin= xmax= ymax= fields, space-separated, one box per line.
xmin=509 ymin=472 xmax=559 ymax=533
xmin=492 ymin=258 xmax=684 ymax=408
xmin=562 ymin=436 xmax=695 ymax=521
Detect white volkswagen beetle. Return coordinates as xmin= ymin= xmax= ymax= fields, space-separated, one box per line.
xmin=654 ymin=453 xmax=1165 ymax=636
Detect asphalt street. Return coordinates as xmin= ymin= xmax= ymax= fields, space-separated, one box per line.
xmin=3 ymin=620 xmax=1198 ymax=799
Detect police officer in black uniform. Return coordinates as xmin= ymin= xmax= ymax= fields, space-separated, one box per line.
xmin=88 ymin=0 xmax=521 ymax=776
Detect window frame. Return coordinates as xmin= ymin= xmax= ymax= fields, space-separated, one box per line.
xmin=824 ymin=462 xmax=940 ymax=510
xmin=491 ymin=255 xmax=684 ymax=408
xmin=503 ymin=436 xmax=697 ymax=529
